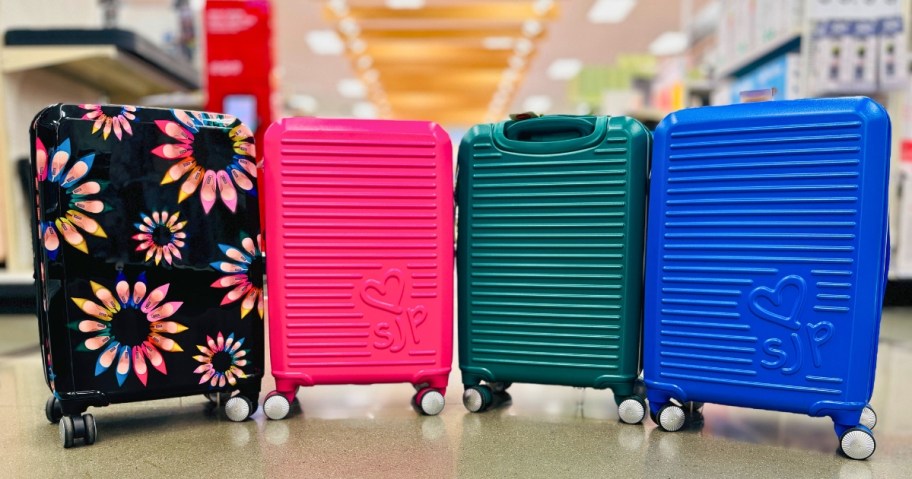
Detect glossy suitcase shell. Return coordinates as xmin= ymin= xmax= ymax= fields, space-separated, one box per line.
xmin=644 ymin=97 xmax=890 ymax=457
xmin=29 ymin=104 xmax=264 ymax=446
xmin=457 ymin=115 xmax=650 ymax=416
xmin=262 ymin=118 xmax=454 ymax=418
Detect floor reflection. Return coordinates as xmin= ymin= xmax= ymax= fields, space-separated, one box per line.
xmin=1 ymin=310 xmax=911 ymax=477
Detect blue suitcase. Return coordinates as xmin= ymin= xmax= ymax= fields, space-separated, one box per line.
xmin=644 ymin=97 xmax=890 ymax=460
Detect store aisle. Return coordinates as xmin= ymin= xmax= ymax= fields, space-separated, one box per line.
xmin=2 ymin=310 xmax=911 ymax=478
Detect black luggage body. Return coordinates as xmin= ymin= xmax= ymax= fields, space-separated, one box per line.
xmin=29 ymin=104 xmax=264 ymax=447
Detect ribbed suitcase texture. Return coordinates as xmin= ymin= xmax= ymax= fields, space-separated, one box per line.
xmin=30 ymin=104 xmax=264 ymax=446
xmin=457 ymin=115 xmax=649 ymax=416
xmin=644 ymin=98 xmax=890 ymax=456
xmin=262 ymin=118 xmax=454 ymax=418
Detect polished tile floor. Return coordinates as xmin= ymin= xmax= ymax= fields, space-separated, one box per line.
xmin=2 ymin=310 xmax=912 ymax=478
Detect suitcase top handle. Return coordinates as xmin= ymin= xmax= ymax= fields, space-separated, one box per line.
xmin=494 ymin=115 xmax=608 ymax=154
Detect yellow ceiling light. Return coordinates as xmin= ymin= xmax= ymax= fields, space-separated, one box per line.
xmin=323 ymin=0 xmax=559 ymax=125
xmin=328 ymin=3 xmax=558 ymax=21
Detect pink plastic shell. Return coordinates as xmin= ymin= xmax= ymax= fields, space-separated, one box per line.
xmin=263 ymin=118 xmax=453 ymax=396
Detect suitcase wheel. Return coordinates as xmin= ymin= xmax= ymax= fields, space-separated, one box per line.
xmin=83 ymin=414 xmax=97 ymax=445
xmin=489 ymin=382 xmax=512 ymax=393
xmin=617 ymin=396 xmax=647 ymax=425
xmin=463 ymin=385 xmax=494 ymax=413
xmin=416 ymin=388 xmax=446 ymax=416
xmin=44 ymin=396 xmax=62 ymax=424
xmin=839 ymin=426 xmax=876 ymax=460
xmin=681 ymin=401 xmax=704 ymax=417
xmin=204 ymin=392 xmax=232 ymax=405
xmin=655 ymin=403 xmax=686 ymax=433
xmin=59 ymin=414 xmax=96 ymax=448
xmin=224 ymin=395 xmax=255 ymax=422
xmin=263 ymin=392 xmax=292 ymax=421
xmin=860 ymin=404 xmax=877 ymax=430
xmin=59 ymin=416 xmax=75 ymax=448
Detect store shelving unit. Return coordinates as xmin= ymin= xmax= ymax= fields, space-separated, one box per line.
xmin=2 ymin=29 xmax=198 ymax=101
xmin=0 ymin=28 xmax=199 ymax=312
xmin=670 ymin=0 xmax=912 ymax=304
xmin=715 ymin=31 xmax=802 ymax=79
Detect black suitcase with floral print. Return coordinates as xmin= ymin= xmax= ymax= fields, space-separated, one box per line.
xmin=28 ymin=104 xmax=264 ymax=448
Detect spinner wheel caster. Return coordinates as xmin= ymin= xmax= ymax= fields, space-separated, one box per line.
xmin=839 ymin=426 xmax=876 ymax=460
xmin=655 ymin=403 xmax=686 ymax=432
xmin=224 ymin=395 xmax=255 ymax=422
xmin=45 ymin=396 xmax=63 ymax=424
xmin=859 ymin=404 xmax=877 ymax=430
xmin=264 ymin=392 xmax=293 ymax=421
xmin=682 ymin=401 xmax=704 ymax=415
xmin=463 ymin=385 xmax=494 ymax=413
xmin=617 ymin=396 xmax=647 ymax=425
xmin=416 ymin=388 xmax=445 ymax=416
xmin=489 ymin=382 xmax=512 ymax=393
xmin=59 ymin=413 xmax=96 ymax=448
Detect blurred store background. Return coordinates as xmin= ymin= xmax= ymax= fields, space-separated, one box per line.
xmin=1 ymin=0 xmax=912 ymax=310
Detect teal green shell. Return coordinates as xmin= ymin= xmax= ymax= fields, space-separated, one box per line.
xmin=457 ymin=115 xmax=650 ymax=391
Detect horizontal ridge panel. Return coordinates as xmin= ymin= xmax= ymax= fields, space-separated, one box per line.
xmin=474 ymin=158 xmax=627 ymax=169
xmin=669 ymin=133 xmax=861 ymax=149
xmin=668 ymin=158 xmax=860 ymax=172
xmin=652 ymin=104 xmax=873 ymax=406
xmin=280 ymin=159 xmax=437 ymax=168
xmin=472 ymin=338 xmax=619 ymax=350
xmin=280 ymin=135 xmax=435 ymax=147
xmin=280 ymin=149 xmax=435 ymax=158
xmin=267 ymin=120 xmax=451 ymax=379
xmin=472 ymin=358 xmax=620 ymax=369
xmin=461 ymin=126 xmax=642 ymax=385
xmin=471 ymin=312 xmax=620 ymax=322
xmin=471 ymin=348 xmax=619 ymax=362
xmin=667 ymin=196 xmax=858 ymax=205
xmin=669 ymin=120 xmax=861 ymax=138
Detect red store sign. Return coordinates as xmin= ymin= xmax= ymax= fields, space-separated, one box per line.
xmin=204 ymin=0 xmax=275 ymax=149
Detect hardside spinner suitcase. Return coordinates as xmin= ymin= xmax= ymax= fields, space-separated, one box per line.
xmin=457 ymin=115 xmax=650 ymax=422
xmin=261 ymin=117 xmax=454 ymax=419
xmin=644 ymin=97 xmax=891 ymax=460
xmin=29 ymin=104 xmax=264 ymax=447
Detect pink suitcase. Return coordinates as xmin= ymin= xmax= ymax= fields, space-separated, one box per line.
xmin=261 ymin=118 xmax=454 ymax=419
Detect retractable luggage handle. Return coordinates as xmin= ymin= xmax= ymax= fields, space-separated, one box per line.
xmin=493 ymin=116 xmax=609 ymax=154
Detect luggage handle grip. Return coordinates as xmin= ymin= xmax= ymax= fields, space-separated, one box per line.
xmin=493 ymin=116 xmax=608 ymax=153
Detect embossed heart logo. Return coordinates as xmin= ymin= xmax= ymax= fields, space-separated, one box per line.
xmin=361 ymin=269 xmax=404 ymax=314
xmin=749 ymin=275 xmax=806 ymax=331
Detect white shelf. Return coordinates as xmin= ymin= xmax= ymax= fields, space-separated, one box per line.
xmin=2 ymin=45 xmax=193 ymax=101
xmin=0 ymin=272 xmax=32 ymax=285
xmin=715 ymin=31 xmax=802 ymax=79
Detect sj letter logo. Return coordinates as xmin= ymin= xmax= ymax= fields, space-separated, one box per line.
xmin=750 ymin=275 xmax=834 ymax=374
xmin=361 ymin=269 xmax=427 ymax=351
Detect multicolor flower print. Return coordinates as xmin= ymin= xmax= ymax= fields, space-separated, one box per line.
xmin=36 ymin=137 xmax=108 ymax=259
xmin=153 ymin=110 xmax=257 ymax=214
xmin=80 ymin=104 xmax=137 ymax=140
xmin=211 ymin=232 xmax=264 ymax=319
xmin=132 ymin=210 xmax=188 ymax=266
xmin=72 ymin=273 xmax=186 ymax=387
xmin=192 ymin=332 xmax=249 ymax=387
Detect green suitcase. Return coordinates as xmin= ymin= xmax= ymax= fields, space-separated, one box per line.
xmin=457 ymin=115 xmax=650 ymax=423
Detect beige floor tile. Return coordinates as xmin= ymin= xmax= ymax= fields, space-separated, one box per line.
xmin=1 ymin=310 xmax=911 ymax=478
